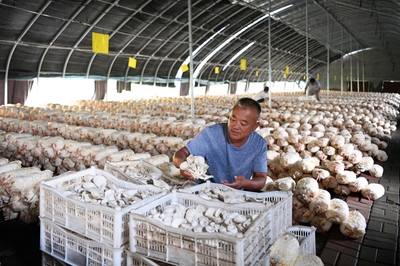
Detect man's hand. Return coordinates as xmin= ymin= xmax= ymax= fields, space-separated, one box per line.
xmin=221 ymin=175 xmax=246 ymax=189
xmin=173 ymin=147 xmax=193 ymax=180
xmin=180 ymin=169 xmax=196 ymax=180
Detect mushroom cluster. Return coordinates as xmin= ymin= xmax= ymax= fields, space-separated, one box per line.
xmin=179 ymin=155 xmax=213 ymax=180
xmin=147 ymin=202 xmax=257 ymax=238
xmin=59 ymin=173 xmax=157 ymax=208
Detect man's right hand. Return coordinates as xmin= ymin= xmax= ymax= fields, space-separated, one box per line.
xmin=180 ymin=169 xmax=196 ymax=180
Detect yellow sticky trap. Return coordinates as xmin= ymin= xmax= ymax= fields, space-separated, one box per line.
xmin=129 ymin=58 xmax=137 ymax=69
xmin=334 ymin=75 xmax=337 ymax=81
xmin=303 ymin=75 xmax=306 ymax=80
xmin=181 ymin=64 xmax=189 ymax=72
xmin=285 ymin=65 xmax=290 ymax=74
xmin=283 ymin=73 xmax=287 ymax=79
xmin=255 ymin=70 xmax=259 ymax=76
xmin=240 ymin=59 xmax=246 ymax=70
xmin=215 ymin=66 xmax=219 ymax=74
xmin=316 ymin=73 xmax=320 ymax=80
xmin=92 ymin=32 xmax=109 ymax=54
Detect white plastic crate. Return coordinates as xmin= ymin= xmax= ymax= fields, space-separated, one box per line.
xmin=40 ymin=217 xmax=126 ymax=266
xmin=42 ymin=252 xmax=69 ymax=266
xmin=179 ymin=181 xmax=290 ymax=204
xmin=179 ymin=181 xmax=292 ymax=242
xmin=270 ymin=191 xmax=292 ymax=242
xmin=39 ymin=166 xmax=166 ymax=248
xmin=126 ymin=250 xmax=158 ymax=266
xmin=129 ymin=191 xmax=275 ymax=266
xmin=257 ymin=225 xmax=316 ymax=266
xmin=105 ymin=159 xmax=187 ymax=185
xmin=257 ymin=251 xmax=270 ymax=266
xmin=103 ymin=160 xmax=140 ymax=182
xmin=287 ymin=225 xmax=316 ymax=255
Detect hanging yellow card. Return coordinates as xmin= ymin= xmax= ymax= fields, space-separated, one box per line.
xmin=92 ymin=32 xmax=109 ymax=54
xmin=129 ymin=58 xmax=137 ymax=68
xmin=181 ymin=64 xmax=189 ymax=72
xmin=240 ymin=59 xmax=246 ymax=70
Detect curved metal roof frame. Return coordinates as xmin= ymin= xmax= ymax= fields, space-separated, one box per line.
xmin=0 ymin=0 xmax=399 ymax=86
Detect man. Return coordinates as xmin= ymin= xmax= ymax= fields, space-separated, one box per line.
xmin=173 ymin=98 xmax=267 ymax=191
xmin=253 ymin=86 xmax=270 ymax=103
xmin=253 ymin=86 xmax=278 ymax=105
xmin=304 ymin=78 xmax=321 ymax=101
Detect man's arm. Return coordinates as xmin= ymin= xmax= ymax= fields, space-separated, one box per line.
xmin=173 ymin=146 xmax=189 ymax=168
xmin=247 ymin=172 xmax=267 ymax=191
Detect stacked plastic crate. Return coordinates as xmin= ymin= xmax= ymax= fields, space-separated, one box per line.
xmin=42 ymin=252 xmax=69 ymax=266
xmin=39 ymin=166 xmax=166 ymax=266
xmin=180 ymin=183 xmax=317 ymax=266
xmin=176 ymin=181 xmax=294 ymax=243
xmin=126 ymin=181 xmax=294 ymax=266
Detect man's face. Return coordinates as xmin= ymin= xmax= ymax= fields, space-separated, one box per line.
xmin=227 ymin=105 xmax=259 ymax=146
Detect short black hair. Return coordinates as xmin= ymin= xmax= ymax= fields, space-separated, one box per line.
xmin=310 ymin=78 xmax=316 ymax=83
xmin=264 ymin=86 xmax=269 ymax=92
xmin=236 ymin=97 xmax=261 ymax=118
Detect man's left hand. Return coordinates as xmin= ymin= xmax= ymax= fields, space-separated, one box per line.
xmin=221 ymin=175 xmax=245 ymax=189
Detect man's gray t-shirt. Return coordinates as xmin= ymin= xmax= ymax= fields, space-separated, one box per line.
xmin=306 ymin=80 xmax=321 ymax=96
xmin=186 ymin=123 xmax=267 ymax=183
